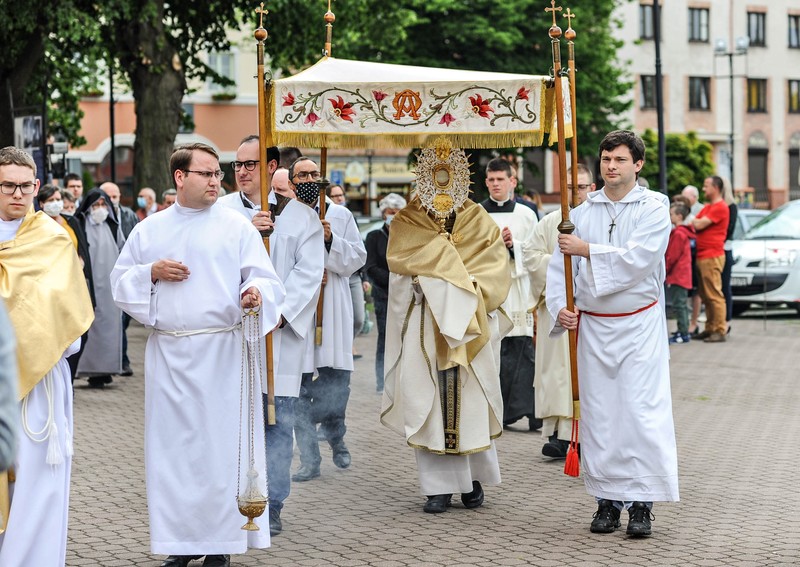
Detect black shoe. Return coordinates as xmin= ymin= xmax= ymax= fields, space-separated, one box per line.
xmin=529 ymin=418 xmax=543 ymax=431
xmin=120 ymin=365 xmax=133 ymax=376
xmin=87 ymin=376 xmax=112 ymax=388
xmin=331 ymin=442 xmax=351 ymax=469
xmin=423 ymin=494 xmax=452 ymax=513
xmin=160 ymin=556 xmax=202 ymax=567
xmin=460 ymin=481 xmax=484 ymax=509
xmin=542 ymin=438 xmax=570 ymax=459
xmin=269 ymin=507 xmax=282 ymax=536
xmin=590 ymin=499 xmax=621 ymax=533
xmin=202 ymin=556 xmax=230 ymax=567
xmin=626 ymin=501 xmax=654 ymax=537
xmin=291 ymin=464 xmax=320 ymax=482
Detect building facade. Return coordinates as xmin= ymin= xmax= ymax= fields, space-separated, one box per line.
xmin=618 ymin=0 xmax=800 ymax=207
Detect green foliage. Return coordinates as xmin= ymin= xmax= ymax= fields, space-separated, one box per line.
xmin=639 ymin=129 xmax=715 ymax=197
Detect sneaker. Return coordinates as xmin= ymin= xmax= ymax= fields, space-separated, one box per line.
xmin=626 ymin=501 xmax=654 ymax=536
xmin=668 ymin=332 xmax=690 ymax=344
xmin=703 ymin=332 xmax=726 ymax=343
xmin=590 ymin=499 xmax=621 ymax=533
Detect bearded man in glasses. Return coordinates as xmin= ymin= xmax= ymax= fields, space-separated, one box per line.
xmin=218 ymin=136 xmax=324 ymax=537
xmin=111 ymin=143 xmax=286 ymax=567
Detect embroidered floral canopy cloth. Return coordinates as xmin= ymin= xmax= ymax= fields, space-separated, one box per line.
xmin=268 ymin=57 xmax=571 ymax=150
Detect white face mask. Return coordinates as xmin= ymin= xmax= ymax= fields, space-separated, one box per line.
xmin=43 ymin=201 xmax=64 ymax=218
xmin=90 ymin=207 xmax=109 ymax=224
xmin=384 ymin=214 xmax=395 ymax=225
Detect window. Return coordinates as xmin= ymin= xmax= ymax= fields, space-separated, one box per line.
xmin=688 ymin=8 xmax=709 ymax=42
xmin=640 ymin=75 xmax=656 ymax=109
xmin=748 ymin=12 xmax=766 ymax=47
xmin=689 ymin=77 xmax=710 ymax=110
xmin=789 ymin=80 xmax=800 ymax=113
xmin=207 ymin=51 xmax=236 ymax=92
xmin=790 ymin=15 xmax=800 ymax=48
xmin=747 ymin=79 xmax=767 ymax=112
xmin=640 ymin=4 xmax=654 ymax=40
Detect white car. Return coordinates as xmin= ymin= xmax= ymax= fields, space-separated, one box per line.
xmin=730 ymin=200 xmax=800 ymax=316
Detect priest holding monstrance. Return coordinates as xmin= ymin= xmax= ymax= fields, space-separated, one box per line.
xmin=381 ymin=141 xmax=511 ymax=514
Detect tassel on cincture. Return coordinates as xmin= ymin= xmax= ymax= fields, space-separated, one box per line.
xmin=564 ymin=419 xmax=580 ymax=477
xmin=46 ymin=422 xmax=64 ymax=466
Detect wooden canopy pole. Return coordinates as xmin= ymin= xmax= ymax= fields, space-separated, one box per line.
xmin=254 ymin=3 xmax=276 ymax=425
xmin=545 ymin=1 xmax=580 ymax=476
xmin=315 ymin=1 xmax=335 ymax=345
xmin=564 ymin=8 xmax=580 ymax=210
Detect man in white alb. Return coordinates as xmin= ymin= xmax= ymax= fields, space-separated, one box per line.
xmin=290 ymin=156 xmax=366 ymax=482
xmin=546 ymin=130 xmax=678 ymax=537
xmin=111 ymin=143 xmax=285 ymax=567
xmin=218 ymin=136 xmax=324 ymax=536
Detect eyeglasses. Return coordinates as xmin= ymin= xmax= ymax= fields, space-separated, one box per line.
xmin=0 ymin=181 xmax=36 ymax=195
xmin=231 ymin=160 xmax=258 ymax=172
xmin=294 ymin=171 xmax=322 ymax=181
xmin=567 ymin=184 xmax=591 ymax=191
xmin=183 ymin=169 xmax=225 ymax=180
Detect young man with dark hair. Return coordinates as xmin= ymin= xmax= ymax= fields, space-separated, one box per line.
xmin=112 ymin=143 xmax=286 ymax=567
xmin=546 ymin=130 xmax=678 ymax=537
xmin=0 ymin=146 xmax=93 ymax=565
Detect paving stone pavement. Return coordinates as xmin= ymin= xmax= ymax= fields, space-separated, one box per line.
xmin=67 ymin=312 xmax=800 ymax=566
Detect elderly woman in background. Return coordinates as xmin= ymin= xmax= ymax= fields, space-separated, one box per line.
xmin=363 ymin=193 xmax=407 ymax=393
xmin=75 ymin=189 xmax=124 ymax=388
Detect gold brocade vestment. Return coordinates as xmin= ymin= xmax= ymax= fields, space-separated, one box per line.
xmin=381 ymin=198 xmax=511 ymax=454
xmin=0 ymin=208 xmax=94 ymax=532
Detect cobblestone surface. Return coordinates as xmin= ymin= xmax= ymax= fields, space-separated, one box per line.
xmin=67 ymin=313 xmax=800 ymax=566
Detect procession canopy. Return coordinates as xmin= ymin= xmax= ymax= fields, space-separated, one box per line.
xmin=268 ymin=56 xmax=572 ymax=150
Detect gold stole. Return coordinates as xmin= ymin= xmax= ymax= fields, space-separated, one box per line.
xmin=0 ymin=207 xmax=94 ymax=533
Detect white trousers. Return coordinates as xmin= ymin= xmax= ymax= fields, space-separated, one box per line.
xmin=415 ymin=442 xmax=501 ymax=495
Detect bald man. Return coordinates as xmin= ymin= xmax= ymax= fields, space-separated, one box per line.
xmin=136 ymin=187 xmax=161 ymax=221
xmin=271 ymin=168 xmax=294 ymax=199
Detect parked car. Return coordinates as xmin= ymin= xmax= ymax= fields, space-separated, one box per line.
xmin=732 ymin=208 xmax=770 ymax=240
xmin=730 ymin=200 xmax=800 ymax=316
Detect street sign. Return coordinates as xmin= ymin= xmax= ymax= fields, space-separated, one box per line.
xmin=330 ymin=169 xmax=344 ymax=186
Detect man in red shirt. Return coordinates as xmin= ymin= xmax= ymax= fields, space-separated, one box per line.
xmin=691 ymin=176 xmax=730 ymax=343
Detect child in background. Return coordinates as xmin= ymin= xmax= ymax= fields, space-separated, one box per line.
xmin=666 ymin=202 xmax=695 ymax=344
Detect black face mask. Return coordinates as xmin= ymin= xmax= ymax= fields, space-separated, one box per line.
xmin=295 ymin=182 xmax=320 ymax=206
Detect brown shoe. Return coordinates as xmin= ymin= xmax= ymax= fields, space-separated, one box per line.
xmin=704 ymin=332 xmax=726 ymax=343
xmin=693 ymin=330 xmax=711 ymax=340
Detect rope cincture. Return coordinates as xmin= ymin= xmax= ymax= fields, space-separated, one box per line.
xmin=20 ymin=370 xmax=64 ymax=467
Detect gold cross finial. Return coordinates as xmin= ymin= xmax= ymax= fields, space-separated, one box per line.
xmin=256 ymin=3 xmax=269 ymax=28
xmin=564 ymin=7 xmax=575 ymax=28
xmin=545 ymin=1 xmax=562 ymax=26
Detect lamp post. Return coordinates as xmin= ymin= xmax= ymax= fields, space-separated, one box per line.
xmin=714 ymin=36 xmax=749 ymax=190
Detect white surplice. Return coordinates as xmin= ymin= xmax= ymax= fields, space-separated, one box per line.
xmin=218 ymin=193 xmax=324 ymax=396
xmin=482 ymin=200 xmax=538 ymax=336
xmin=521 ymin=210 xmax=573 ymax=439
xmin=110 ymin=202 xmax=285 ymax=555
xmin=0 ymin=340 xmax=78 ymax=567
xmin=303 ymin=199 xmax=366 ymax=372
xmin=545 ymin=185 xmax=679 ymax=502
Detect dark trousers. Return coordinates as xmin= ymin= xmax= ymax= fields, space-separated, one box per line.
xmin=722 ymin=249 xmax=734 ymax=322
xmin=294 ymin=368 xmax=351 ymax=467
xmin=499 ymin=336 xmax=535 ymax=424
xmin=373 ymin=294 xmax=388 ymax=391
xmin=264 ymin=395 xmax=295 ymax=512
xmin=122 ymin=312 xmax=131 ymax=367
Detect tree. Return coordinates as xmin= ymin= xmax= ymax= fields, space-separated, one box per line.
xmin=639 ymin=129 xmax=715 ymax=198
xmin=0 ymin=1 xmax=102 ymax=150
